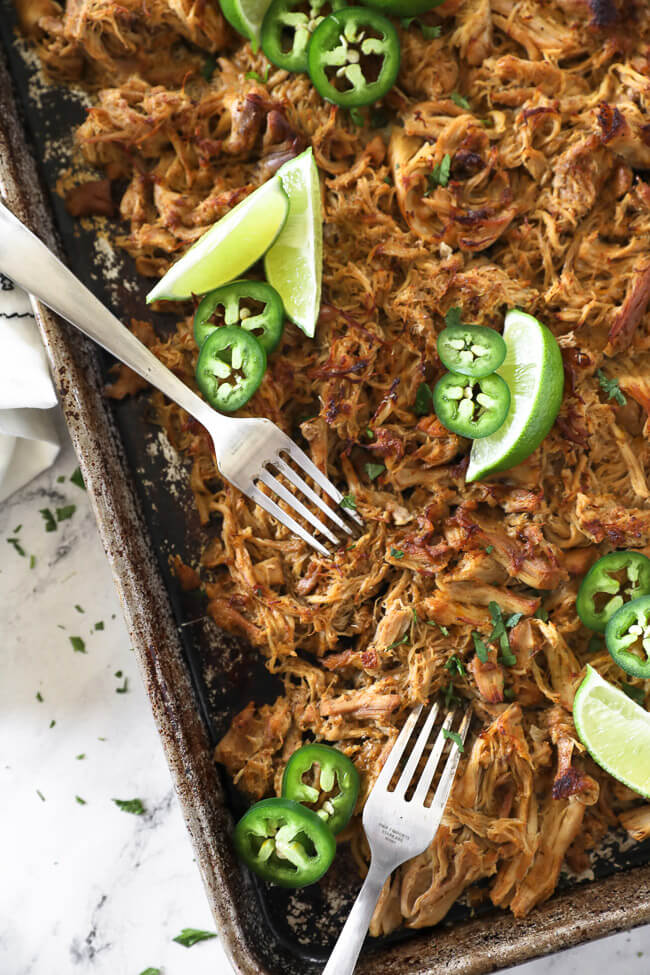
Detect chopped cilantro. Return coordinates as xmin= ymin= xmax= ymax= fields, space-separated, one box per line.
xmin=139 ymin=969 xmax=162 ymax=975
xmin=444 ymin=306 xmax=462 ymax=329
xmin=443 ymin=683 xmax=460 ymax=708
xmin=425 ymin=153 xmax=451 ymax=192
xmin=56 ymin=505 xmax=76 ymax=523
xmin=414 ymin=382 xmax=433 ymax=416
xmin=505 ymin=612 xmax=523 ymax=629
xmin=57 ymin=475 xmax=65 ymax=483
xmin=472 ymin=631 xmax=489 ymax=663
xmin=504 ymin=687 xmax=516 ymax=700
xmin=70 ymin=636 xmax=86 ymax=654
xmin=29 ymin=554 xmax=36 ymax=569
xmin=173 ymin=929 xmax=217 ymax=948
xmin=391 ymin=548 xmax=405 ymax=559
xmin=488 ymin=602 xmax=516 ymax=664
xmin=7 ymin=537 xmax=25 ymax=557
xmin=36 ymin=789 xmax=46 ymax=802
xmin=348 ymin=107 xmax=364 ymax=126
xmin=622 ymin=682 xmax=646 ymax=705
xmin=426 ymin=620 xmax=449 ymax=636
xmin=116 ymin=677 xmax=129 ymax=694
xmin=70 ymin=467 xmax=85 ymax=490
xmin=75 ymin=796 xmax=87 ymax=806
xmin=443 ymin=728 xmax=464 ymax=752
xmin=75 ymin=604 xmax=84 ymax=614
xmin=341 ymin=495 xmax=357 ymax=510
xmin=597 ymin=369 xmax=626 ymax=406
xmin=412 ymin=607 xmax=418 ymax=624
xmin=400 ymin=17 xmax=441 ymax=39
xmin=13 ymin=524 xmax=22 ymax=533
xmin=450 ymin=92 xmax=471 ymax=111
xmin=386 ymin=633 xmax=409 ymax=651
xmin=115 ymin=670 xmax=123 ymax=678
xmin=94 ymin=621 xmax=105 ymax=631
xmin=485 ymin=545 xmax=494 ymax=555
xmin=40 ymin=508 xmax=57 ymax=532
xmin=534 ymin=607 xmax=549 ymax=622
xmin=76 ymin=753 xmax=86 ymax=760
xmin=36 ymin=691 xmax=43 ymax=702
xmin=113 ymin=797 xmax=145 ymax=815
xmin=365 ymin=462 xmax=385 ymax=482
xmin=445 ymin=654 xmax=466 ymax=677
xmin=49 ymin=719 xmax=56 ymax=728
xmin=383 ymin=175 xmax=393 ymax=186
xmin=245 ymin=67 xmax=270 ymax=84
xmin=201 ymin=55 xmax=217 ymax=81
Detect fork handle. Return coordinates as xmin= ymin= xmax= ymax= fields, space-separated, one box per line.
xmin=322 ymin=860 xmax=388 ymax=975
xmin=0 ymin=201 xmax=225 ymax=433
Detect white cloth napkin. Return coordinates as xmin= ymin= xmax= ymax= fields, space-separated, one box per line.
xmin=0 ymin=272 xmax=60 ymax=502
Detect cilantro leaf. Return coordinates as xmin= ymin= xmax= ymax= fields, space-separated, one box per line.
xmin=341 ymin=495 xmax=357 ymax=510
xmin=505 ymin=612 xmax=523 ymax=629
xmin=391 ymin=548 xmax=405 ymax=559
xmin=597 ymin=369 xmax=626 ymax=406
xmin=443 ymin=683 xmax=461 ymax=708
xmin=70 ymin=636 xmax=86 ymax=654
xmin=445 ymin=654 xmax=466 ymax=677
xmin=139 ymin=969 xmax=162 ymax=975
xmin=444 ymin=306 xmax=462 ymax=329
xmin=450 ymin=92 xmax=471 ymax=111
xmin=40 ymin=508 xmax=57 ymax=532
xmin=113 ymin=798 xmax=145 ymax=815
xmin=36 ymin=691 xmax=43 ymax=702
xmin=349 ymin=107 xmax=365 ymax=127
xmin=426 ymin=620 xmax=449 ymax=636
xmin=504 ymin=687 xmax=516 ymax=700
xmin=386 ymin=633 xmax=409 ymax=650
xmin=443 ymin=728 xmax=464 ymax=752
xmin=95 ymin=621 xmax=105 ymax=631
xmin=534 ymin=607 xmax=549 ymax=622
xmin=70 ymin=467 xmax=86 ymax=490
xmin=75 ymin=604 xmax=84 ymax=614
xmin=75 ymin=796 xmax=87 ymax=805
xmin=36 ymin=789 xmax=46 ymax=802
xmin=173 ymin=929 xmax=217 ymax=948
xmin=472 ymin=631 xmax=489 ymax=663
xmin=421 ymin=24 xmax=442 ymax=39
xmin=365 ymin=462 xmax=385 ymax=482
xmin=485 ymin=545 xmax=494 ymax=554
xmin=414 ymin=382 xmax=433 ymax=416
xmin=7 ymin=537 xmax=25 ymax=556
xmin=116 ymin=677 xmax=129 ymax=694
xmin=245 ymin=67 xmax=270 ymax=84
xmin=49 ymin=719 xmax=56 ymax=728
xmin=425 ymin=153 xmax=451 ymax=192
xmin=56 ymin=504 xmax=76 ymax=523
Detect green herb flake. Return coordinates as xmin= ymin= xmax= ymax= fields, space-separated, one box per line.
xmin=201 ymin=55 xmax=217 ymax=81
xmin=391 ymin=548 xmax=405 ymax=559
xmin=56 ymin=505 xmax=76 ymax=523
xmin=173 ymin=928 xmax=217 ymax=949
xmin=36 ymin=691 xmax=43 ymax=702
xmin=414 ymin=382 xmax=433 ymax=416
xmin=505 ymin=612 xmax=524 ymax=629
xmin=587 ymin=634 xmax=603 ymax=654
xmin=75 ymin=604 xmax=84 ymax=614
xmin=445 ymin=654 xmax=466 ymax=677
xmin=597 ymin=369 xmax=626 ymax=406
xmin=40 ymin=508 xmax=57 ymax=532
xmin=443 ymin=683 xmax=460 ymax=708
xmin=75 ymin=796 xmax=87 ymax=806
xmin=621 ymin=682 xmax=646 ymax=705
xmin=366 ymin=427 xmax=375 ymax=439
xmin=116 ymin=677 xmax=129 ymax=694
xmin=49 ymin=719 xmax=56 ymax=728
xmin=57 ymin=475 xmax=65 ymax=483
xmin=29 ymin=555 xmax=36 ymax=569
xmin=70 ymin=467 xmax=86 ymax=490
xmin=113 ymin=797 xmax=145 ymax=815
xmin=76 ymin=753 xmax=86 ymax=760
xmin=94 ymin=621 xmax=105 ymax=631
xmin=425 ymin=153 xmax=451 ymax=193
xmin=488 ymin=602 xmax=516 ymax=664
xmin=341 ymin=495 xmax=357 ymax=510
xmin=139 ymin=969 xmax=162 ymax=975
xmin=421 ymin=24 xmax=442 ymax=39
xmin=7 ymin=537 xmax=25 ymax=557
xmin=365 ymin=462 xmax=386 ymax=482
xmin=383 ymin=175 xmax=393 ymax=186
xmin=450 ymin=91 xmax=471 ymax=111
xmin=426 ymin=620 xmax=449 ymax=636
xmin=386 ymin=633 xmax=409 ymax=651
xmin=444 ymin=306 xmax=462 ymax=329
xmin=70 ymin=636 xmax=86 ymax=654
xmin=485 ymin=545 xmax=494 ymax=554
xmin=36 ymin=789 xmax=46 ymax=802
xmin=504 ymin=687 xmax=516 ymax=700
xmin=443 ymin=728 xmax=464 ymax=751
xmin=245 ymin=67 xmax=270 ymax=84
xmin=472 ymin=631 xmax=489 ymax=663
xmin=534 ymin=607 xmax=549 ymax=622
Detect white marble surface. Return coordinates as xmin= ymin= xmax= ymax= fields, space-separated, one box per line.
xmin=2 ymin=431 xmax=650 ymax=975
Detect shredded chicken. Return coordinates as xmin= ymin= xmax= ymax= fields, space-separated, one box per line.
xmin=18 ymin=0 xmax=650 ymax=935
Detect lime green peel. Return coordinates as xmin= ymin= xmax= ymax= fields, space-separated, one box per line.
xmin=146 ymin=177 xmax=288 ymax=303
xmin=573 ymin=665 xmax=650 ymax=799
xmin=265 ymin=148 xmax=323 ymax=338
xmin=219 ymin=0 xmax=273 ymax=50
xmin=466 ymin=309 xmax=564 ymax=481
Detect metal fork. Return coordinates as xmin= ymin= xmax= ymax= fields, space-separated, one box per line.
xmin=323 ymin=703 xmax=472 ymax=975
xmin=0 ymin=202 xmax=361 ymax=555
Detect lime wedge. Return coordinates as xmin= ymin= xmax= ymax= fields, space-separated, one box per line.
xmin=146 ymin=177 xmax=288 ymax=303
xmin=264 ymin=148 xmax=322 ymax=338
xmin=573 ymin=665 xmax=650 ymax=798
xmin=220 ymin=0 xmax=273 ymax=50
xmin=466 ymin=309 xmax=564 ymax=481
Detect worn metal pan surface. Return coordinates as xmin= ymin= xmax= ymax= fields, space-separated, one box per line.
xmin=2 ymin=7 xmax=650 ymax=972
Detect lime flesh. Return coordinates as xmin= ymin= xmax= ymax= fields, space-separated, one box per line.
xmin=466 ymin=309 xmax=564 ymax=481
xmin=573 ymin=665 xmax=650 ymax=798
xmin=146 ymin=177 xmax=288 ymax=303
xmin=221 ymin=0 xmax=273 ymax=49
xmin=264 ymin=148 xmax=322 ymax=338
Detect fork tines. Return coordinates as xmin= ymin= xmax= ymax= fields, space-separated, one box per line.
xmin=377 ymin=703 xmax=472 ymax=816
xmin=251 ymin=438 xmax=363 ymax=556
